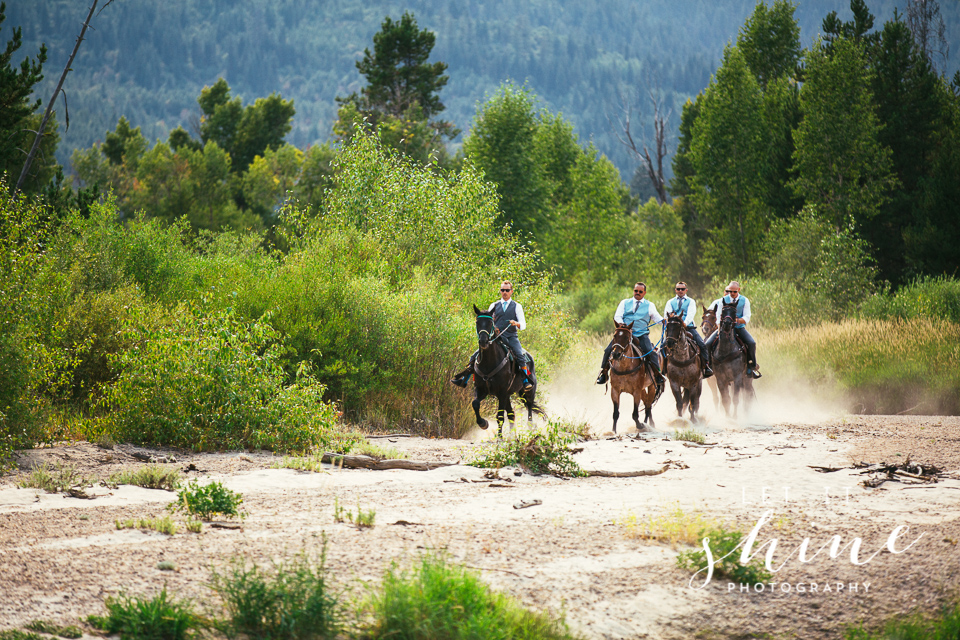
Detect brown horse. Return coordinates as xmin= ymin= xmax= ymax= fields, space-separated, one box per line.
xmin=711 ymin=302 xmax=754 ymax=418
xmin=700 ymin=304 xmax=720 ymax=412
xmin=661 ymin=312 xmax=703 ymax=423
xmin=607 ymin=321 xmax=658 ymax=433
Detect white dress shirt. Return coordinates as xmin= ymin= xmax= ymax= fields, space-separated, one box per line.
xmin=665 ymin=295 xmax=698 ymax=327
xmin=614 ymin=298 xmax=663 ymax=325
xmin=709 ymin=295 xmax=751 ymax=324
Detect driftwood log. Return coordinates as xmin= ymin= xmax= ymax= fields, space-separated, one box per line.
xmin=320 ymin=453 xmax=669 ymax=478
xmin=320 ymin=453 xmax=457 ymax=471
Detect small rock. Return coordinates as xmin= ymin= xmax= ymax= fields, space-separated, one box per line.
xmin=157 ymin=560 xmax=177 ymax=571
xmin=514 ymin=470 xmax=523 ymax=477
xmin=513 ymin=499 xmax=542 ymax=509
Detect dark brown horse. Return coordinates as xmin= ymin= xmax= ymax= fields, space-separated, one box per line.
xmin=700 ymin=304 xmax=720 ymax=412
xmin=607 ymin=322 xmax=658 ymax=433
xmin=711 ymin=302 xmax=754 ymax=418
xmin=661 ymin=312 xmax=703 ymax=423
xmin=470 ymin=305 xmax=544 ymax=436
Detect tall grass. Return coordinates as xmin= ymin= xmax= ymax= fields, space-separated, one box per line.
xmin=361 ymin=552 xmax=580 ymax=640
xmin=845 ymin=602 xmax=960 ymax=640
xmin=861 ymin=276 xmax=960 ymax=323
xmin=760 ymin=318 xmax=960 ymax=414
xmin=87 ymin=587 xmax=203 ymax=640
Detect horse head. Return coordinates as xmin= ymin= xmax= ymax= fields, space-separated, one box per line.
xmin=474 ymin=304 xmax=497 ymax=349
xmin=719 ymin=302 xmax=737 ymax=333
xmin=611 ymin=321 xmax=634 ymax=361
xmin=701 ymin=304 xmax=718 ymax=334
xmin=663 ymin=312 xmax=685 ymax=353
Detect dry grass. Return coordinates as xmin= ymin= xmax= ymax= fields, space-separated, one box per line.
xmin=757 ymin=318 xmax=960 ymax=414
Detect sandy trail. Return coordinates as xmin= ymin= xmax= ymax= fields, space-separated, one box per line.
xmin=1 ymin=402 xmax=959 ymax=639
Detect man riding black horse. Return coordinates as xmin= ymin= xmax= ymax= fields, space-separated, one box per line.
xmin=704 ymin=280 xmax=761 ymax=379
xmin=451 ymin=280 xmax=536 ymax=390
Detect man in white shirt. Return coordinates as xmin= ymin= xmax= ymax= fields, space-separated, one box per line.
xmin=452 ymin=280 xmax=535 ymax=390
xmin=663 ymin=281 xmax=713 ymax=378
xmin=704 ymin=280 xmax=761 ymax=379
xmin=595 ymin=282 xmax=665 ymax=395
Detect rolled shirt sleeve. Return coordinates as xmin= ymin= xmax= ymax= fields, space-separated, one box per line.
xmin=614 ymin=299 xmax=628 ymax=324
xmin=683 ymin=298 xmax=698 ymax=326
xmin=647 ymin=302 xmax=663 ymax=325
xmin=740 ymin=298 xmax=751 ymax=324
xmin=514 ymin=302 xmax=526 ymax=331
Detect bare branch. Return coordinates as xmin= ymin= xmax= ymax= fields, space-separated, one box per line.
xmin=16 ymin=0 xmax=99 ymax=193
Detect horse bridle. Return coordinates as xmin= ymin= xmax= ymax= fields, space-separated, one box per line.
xmin=473 ymin=314 xmax=513 ymax=384
xmin=663 ymin=316 xmax=697 ymax=366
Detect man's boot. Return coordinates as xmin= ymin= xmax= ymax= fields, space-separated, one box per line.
xmin=518 ymin=356 xmax=535 ymax=391
xmin=646 ymin=354 xmax=665 ymax=396
xmin=745 ymin=344 xmax=762 ymax=379
xmin=596 ymin=345 xmax=611 ymax=384
xmin=451 ymin=352 xmax=477 ymax=387
xmin=699 ymin=344 xmax=714 ymax=378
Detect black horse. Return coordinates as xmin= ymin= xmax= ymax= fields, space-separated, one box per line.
xmin=469 ymin=304 xmax=544 ymax=436
xmin=711 ymin=302 xmax=755 ymax=417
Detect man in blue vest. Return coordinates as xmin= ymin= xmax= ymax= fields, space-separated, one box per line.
xmin=595 ymin=282 xmax=665 ymax=395
xmin=704 ymin=280 xmax=761 ymax=379
xmin=664 ymin=281 xmax=713 ymax=378
xmin=451 ymin=280 xmax=536 ymax=391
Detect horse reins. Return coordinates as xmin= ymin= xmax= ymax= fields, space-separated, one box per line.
xmin=473 ymin=315 xmax=515 ymax=385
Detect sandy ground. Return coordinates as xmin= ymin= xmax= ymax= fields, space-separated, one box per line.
xmin=2 ymin=385 xmax=960 ymax=638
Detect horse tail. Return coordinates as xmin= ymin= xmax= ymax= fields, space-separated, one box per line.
xmin=524 ymin=396 xmax=547 ymax=418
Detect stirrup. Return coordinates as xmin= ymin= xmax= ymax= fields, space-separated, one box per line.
xmin=451 ymin=373 xmax=470 ymax=388
xmin=522 ymin=379 xmax=534 ymax=392
xmin=596 ymin=369 xmax=608 ymax=385
xmin=703 ymin=367 xmax=714 ymax=379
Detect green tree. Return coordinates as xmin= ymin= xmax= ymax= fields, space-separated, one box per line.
xmin=197 ymin=78 xmax=295 ymax=173
xmin=0 ymin=2 xmax=58 ymax=194
xmin=688 ymin=45 xmax=768 ymax=275
xmin=737 ymin=0 xmax=802 ymax=89
xmin=790 ymin=38 xmax=896 ymax=232
xmin=292 ymin=143 xmax=337 ymax=216
xmin=102 ymin=116 xmax=147 ymax=168
xmin=463 ymin=83 xmax=551 ymax=238
xmin=334 ymin=12 xmax=456 ymax=164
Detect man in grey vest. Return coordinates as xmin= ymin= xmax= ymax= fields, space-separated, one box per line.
xmin=664 ymin=281 xmax=713 ymax=378
xmin=451 ymin=280 xmax=536 ymax=391
xmin=595 ymin=282 xmax=665 ymax=395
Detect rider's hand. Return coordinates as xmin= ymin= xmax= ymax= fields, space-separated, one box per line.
xmin=737 ymin=318 xmax=746 ymax=325
xmin=510 ymin=320 xmax=520 ymax=327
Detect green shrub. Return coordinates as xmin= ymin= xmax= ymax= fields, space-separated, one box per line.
xmin=676 ymin=523 xmax=772 ymax=585
xmin=470 ymin=421 xmax=585 ymax=477
xmin=87 ymin=587 xmax=202 ymax=640
xmin=171 ymin=480 xmax=244 ymax=521
xmin=845 ymin=601 xmax=960 ymax=640
xmin=93 ymin=306 xmax=341 ymax=453
xmin=861 ymin=276 xmax=960 ymax=324
xmin=115 ymin=516 xmax=178 ymax=535
xmin=18 ymin=462 xmax=92 ymax=494
xmin=209 ymin=547 xmax=341 ymax=640
xmin=361 ymin=551 xmax=580 ymax=640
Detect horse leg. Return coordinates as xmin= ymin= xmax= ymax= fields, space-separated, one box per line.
xmin=670 ymin=379 xmax=683 ymax=417
xmin=496 ymin=395 xmax=509 ymax=438
xmin=718 ymin=380 xmax=732 ymax=418
xmin=506 ymin=397 xmax=517 ymax=433
xmin=690 ymin=381 xmax=702 ymax=424
xmin=611 ymin=387 xmax=621 ymax=434
xmin=632 ymin=395 xmax=641 ymax=431
xmin=473 ymin=390 xmax=488 ymax=430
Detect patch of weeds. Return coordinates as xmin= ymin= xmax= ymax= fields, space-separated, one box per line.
xmin=273 ymin=454 xmax=326 ymax=473
xmin=470 ymin=421 xmax=585 ymax=477
xmin=0 ymin=631 xmax=43 ymax=640
xmin=209 ymin=542 xmax=341 ymax=640
xmin=24 ymin=621 xmax=81 ymax=639
xmin=676 ymin=523 xmax=772 ymax=585
xmin=109 ymin=465 xmax=181 ymax=491
xmin=87 ymin=586 xmax=204 ymax=640
xmin=360 ymin=550 xmax=580 ymax=639
xmin=672 ymin=428 xmax=706 ymax=444
xmin=333 ymin=497 xmax=375 ymax=529
xmin=617 ymin=505 xmax=719 ymax=547
xmin=18 ymin=462 xmax=93 ymax=494
xmin=185 ymin=519 xmax=203 ymax=533
xmin=348 ymin=441 xmax=406 ymax=460
xmin=845 ymin=601 xmax=960 ymax=639
xmin=170 ymin=480 xmax=244 ymax=521
xmin=115 ymin=516 xmax=178 ymax=535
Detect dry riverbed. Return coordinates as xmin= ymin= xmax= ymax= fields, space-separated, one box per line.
xmin=1 ymin=413 xmax=959 ymax=639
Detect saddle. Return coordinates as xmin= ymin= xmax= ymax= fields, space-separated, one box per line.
xmin=709 ymin=331 xmax=747 ymax=361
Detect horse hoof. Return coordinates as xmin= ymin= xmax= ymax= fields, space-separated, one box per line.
xmin=478 ymin=420 xmax=489 ymax=430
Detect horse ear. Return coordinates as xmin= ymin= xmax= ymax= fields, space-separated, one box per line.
xmin=701 ymin=304 xmax=707 ymax=313
xmin=473 ymin=304 xmax=483 ymax=316
xmin=627 ymin=321 xmax=635 ymax=330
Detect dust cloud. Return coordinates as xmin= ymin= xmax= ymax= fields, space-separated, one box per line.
xmin=541 ymin=336 xmax=849 ymax=436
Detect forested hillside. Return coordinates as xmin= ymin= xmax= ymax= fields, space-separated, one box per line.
xmin=10 ymin=0 xmax=959 ymax=179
